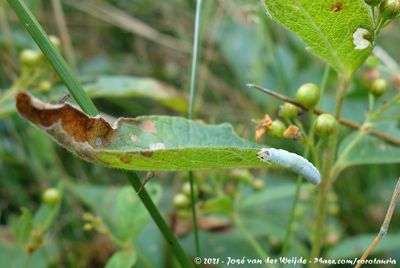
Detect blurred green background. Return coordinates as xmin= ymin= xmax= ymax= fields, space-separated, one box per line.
xmin=0 ymin=0 xmax=399 ymax=267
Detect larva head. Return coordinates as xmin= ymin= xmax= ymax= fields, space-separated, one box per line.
xmin=256 ymin=148 xmax=270 ymax=162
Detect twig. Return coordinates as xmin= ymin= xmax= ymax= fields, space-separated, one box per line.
xmin=355 ymin=177 xmax=400 ymax=268
xmin=246 ymin=84 xmax=400 ymax=145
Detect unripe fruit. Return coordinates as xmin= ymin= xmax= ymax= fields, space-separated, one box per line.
xmin=173 ymin=193 xmax=190 ymax=209
xmin=38 ymin=80 xmax=52 ymax=92
xmin=252 ymin=179 xmax=265 ymax=191
xmin=42 ymin=188 xmax=61 ymax=207
xmin=315 ymin=113 xmax=337 ymax=137
xmin=20 ymin=49 xmax=41 ymax=66
xmin=279 ymin=102 xmax=299 ymax=119
xmin=267 ymin=120 xmax=286 ymax=138
xmin=365 ymin=0 xmax=381 ymax=6
xmin=296 ymin=83 xmax=320 ymax=109
xmin=370 ymin=78 xmax=388 ymax=96
xmin=181 ymin=182 xmax=198 ymax=197
xmin=380 ymin=0 xmax=400 ymax=20
xmin=49 ymin=35 xmax=61 ymax=48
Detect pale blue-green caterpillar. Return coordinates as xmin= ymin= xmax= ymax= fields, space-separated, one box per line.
xmin=257 ymin=148 xmax=321 ymax=185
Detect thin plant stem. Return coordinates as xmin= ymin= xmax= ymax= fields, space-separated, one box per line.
xmin=355 ymin=177 xmax=400 ymax=268
xmin=320 ymin=65 xmax=330 ymax=97
xmin=232 ymin=213 xmax=274 ymax=268
xmin=188 ymin=0 xmax=203 ymax=119
xmin=310 ymin=75 xmax=350 ymax=265
xmin=246 ymin=84 xmax=400 ymax=145
xmin=126 ymin=172 xmax=194 ymax=268
xmin=7 ymin=0 xmax=98 ymax=116
xmin=187 ymin=0 xmax=203 ymax=258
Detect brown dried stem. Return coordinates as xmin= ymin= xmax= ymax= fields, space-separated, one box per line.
xmin=355 ymin=177 xmax=400 ymax=268
xmin=247 ymin=84 xmax=400 ymax=145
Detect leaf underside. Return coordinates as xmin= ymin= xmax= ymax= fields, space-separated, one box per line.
xmin=263 ymin=0 xmax=374 ymax=75
xmin=16 ymin=92 xmax=270 ymax=171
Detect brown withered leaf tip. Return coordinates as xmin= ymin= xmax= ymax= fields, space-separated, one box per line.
xmin=16 ymin=92 xmax=115 ymax=148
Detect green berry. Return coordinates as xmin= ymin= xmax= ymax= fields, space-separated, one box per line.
xmin=173 ymin=193 xmax=190 ymax=209
xmin=365 ymin=0 xmax=381 ymax=6
xmin=42 ymin=188 xmax=61 ymax=207
xmin=370 ymin=78 xmax=388 ymax=96
xmin=315 ymin=113 xmax=337 ymax=137
xmin=296 ymin=83 xmax=320 ymax=109
xmin=279 ymin=102 xmax=299 ymax=119
xmin=380 ymin=0 xmax=400 ymax=20
xmin=267 ymin=120 xmax=286 ymax=138
xmin=181 ymin=182 xmax=198 ymax=197
xmin=49 ymin=35 xmax=61 ymax=48
xmin=20 ymin=49 xmax=41 ymax=66
xmin=38 ymin=80 xmax=52 ymax=92
xmin=252 ymin=179 xmax=265 ymax=191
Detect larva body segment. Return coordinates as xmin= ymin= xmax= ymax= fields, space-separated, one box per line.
xmin=256 ymin=148 xmax=321 ymax=185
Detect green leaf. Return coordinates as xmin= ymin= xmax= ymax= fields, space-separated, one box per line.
xmin=83 ymin=75 xmax=188 ymax=112
xmin=327 ymin=233 xmax=400 ymax=258
xmin=262 ymin=0 xmax=374 ymax=75
xmin=73 ymin=183 xmax=162 ymax=241
xmin=105 ymin=249 xmax=137 ymax=268
xmin=16 ymin=92 xmax=269 ymax=171
xmin=201 ymin=196 xmax=233 ymax=215
xmin=240 ymin=183 xmax=313 ymax=209
xmin=115 ymin=185 xmax=162 ymax=240
xmin=13 ymin=208 xmax=32 ymax=244
xmin=338 ymin=134 xmax=400 ymax=167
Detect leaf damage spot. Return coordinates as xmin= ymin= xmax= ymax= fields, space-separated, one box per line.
xmin=16 ymin=92 xmax=115 ymax=148
xmin=120 ymin=155 xmax=132 ymax=163
xmin=352 ymin=28 xmax=371 ymax=50
xmin=331 ymin=2 xmax=343 ymax=12
xmin=140 ymin=119 xmax=157 ymax=133
xmin=130 ymin=134 xmax=138 ymax=142
xmin=140 ymin=151 xmax=153 ymax=158
xmin=149 ymin=142 xmax=166 ymax=150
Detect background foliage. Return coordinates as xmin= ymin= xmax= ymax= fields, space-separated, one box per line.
xmin=0 ymin=0 xmax=399 ymax=267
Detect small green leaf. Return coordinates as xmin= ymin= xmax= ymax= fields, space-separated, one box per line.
xmin=105 ymin=249 xmax=137 ymax=268
xmin=201 ymin=196 xmax=233 ymax=215
xmin=82 ymin=75 xmax=188 ymax=112
xmin=115 ymin=185 xmax=162 ymax=241
xmin=13 ymin=208 xmax=32 ymax=244
xmin=327 ymin=233 xmax=400 ymax=258
xmin=263 ymin=0 xmax=374 ymax=75
xmin=338 ymin=134 xmax=400 ymax=167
